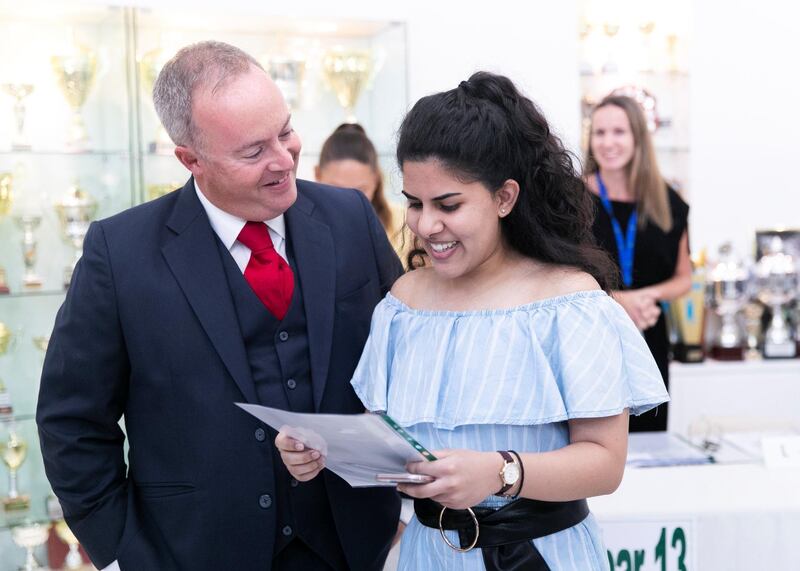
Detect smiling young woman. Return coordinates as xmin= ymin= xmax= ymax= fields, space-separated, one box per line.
xmin=277 ymin=71 xmax=669 ymax=571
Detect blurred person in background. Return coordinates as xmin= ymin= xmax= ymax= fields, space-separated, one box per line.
xmin=315 ymin=123 xmax=409 ymax=258
xmin=584 ymin=94 xmax=692 ymax=432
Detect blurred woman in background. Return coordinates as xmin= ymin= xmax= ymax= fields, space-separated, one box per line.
xmin=584 ymin=94 xmax=692 ymax=432
xmin=315 ymin=123 xmax=407 ymax=256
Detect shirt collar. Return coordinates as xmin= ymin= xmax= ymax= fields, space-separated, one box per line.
xmin=194 ymin=180 xmax=286 ymax=250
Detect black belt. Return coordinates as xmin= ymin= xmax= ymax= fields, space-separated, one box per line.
xmin=414 ymin=497 xmax=590 ymax=571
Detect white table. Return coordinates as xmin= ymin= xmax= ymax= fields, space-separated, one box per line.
xmin=668 ymin=359 xmax=800 ymax=437
xmin=590 ymin=462 xmax=800 ymax=571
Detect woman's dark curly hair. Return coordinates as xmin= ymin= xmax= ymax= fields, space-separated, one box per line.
xmin=396 ymin=71 xmax=617 ymax=291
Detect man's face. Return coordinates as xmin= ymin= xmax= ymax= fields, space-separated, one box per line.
xmin=181 ymin=65 xmax=302 ymax=221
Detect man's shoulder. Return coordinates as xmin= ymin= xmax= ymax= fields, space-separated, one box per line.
xmin=296 ymin=178 xmax=366 ymax=209
xmin=295 ymin=179 xmax=375 ymax=231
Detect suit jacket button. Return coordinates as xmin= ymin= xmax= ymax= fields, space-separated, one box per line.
xmin=259 ymin=494 xmax=272 ymax=509
xmin=254 ymin=428 xmax=266 ymax=442
xmin=282 ymin=525 xmax=293 ymax=536
xmin=290 ymin=478 xmax=299 ymax=488
xmin=278 ymin=331 xmax=289 ymax=342
xmin=286 ymin=378 xmax=297 ymax=390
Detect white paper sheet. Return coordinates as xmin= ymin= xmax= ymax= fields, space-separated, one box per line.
xmin=235 ymin=403 xmax=431 ymax=487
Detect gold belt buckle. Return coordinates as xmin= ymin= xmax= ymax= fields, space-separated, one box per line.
xmin=438 ymin=506 xmax=479 ymax=552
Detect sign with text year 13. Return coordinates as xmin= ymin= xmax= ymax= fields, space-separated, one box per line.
xmin=600 ymin=518 xmax=695 ymax=571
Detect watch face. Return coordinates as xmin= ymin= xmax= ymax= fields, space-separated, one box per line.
xmin=503 ymin=463 xmax=520 ymax=484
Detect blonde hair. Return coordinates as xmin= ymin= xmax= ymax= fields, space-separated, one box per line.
xmin=584 ymin=95 xmax=672 ymax=232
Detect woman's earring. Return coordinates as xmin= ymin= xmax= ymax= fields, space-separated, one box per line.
xmin=499 ymin=208 xmax=507 ymax=216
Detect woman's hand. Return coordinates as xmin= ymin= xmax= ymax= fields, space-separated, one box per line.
xmin=274 ymin=431 xmax=325 ymax=482
xmin=397 ymin=450 xmax=503 ymax=510
xmin=614 ymin=289 xmax=660 ymax=330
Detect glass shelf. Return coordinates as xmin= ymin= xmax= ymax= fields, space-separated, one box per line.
xmin=0 ymin=149 xmax=130 ymax=158
xmin=0 ymin=415 xmax=36 ymax=423
xmin=0 ymin=290 xmax=65 ymax=300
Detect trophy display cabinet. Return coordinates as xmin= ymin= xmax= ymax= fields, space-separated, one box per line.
xmin=0 ymin=3 xmax=407 ymax=568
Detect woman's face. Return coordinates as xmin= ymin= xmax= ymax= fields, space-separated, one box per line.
xmin=590 ymin=105 xmax=636 ymax=173
xmin=403 ymin=159 xmax=508 ymax=280
xmin=315 ymin=159 xmax=380 ymax=201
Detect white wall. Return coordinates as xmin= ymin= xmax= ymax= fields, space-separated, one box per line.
xmin=690 ymin=0 xmax=800 ymax=260
xmin=102 ymin=0 xmax=583 ymax=151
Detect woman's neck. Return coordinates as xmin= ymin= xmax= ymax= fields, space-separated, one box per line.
xmin=597 ymin=169 xmax=633 ymax=202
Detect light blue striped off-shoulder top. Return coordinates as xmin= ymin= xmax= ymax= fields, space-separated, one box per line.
xmin=351 ymin=289 xmax=668 ymax=571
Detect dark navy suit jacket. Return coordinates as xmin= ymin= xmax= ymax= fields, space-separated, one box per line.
xmin=37 ymin=178 xmax=403 ymax=570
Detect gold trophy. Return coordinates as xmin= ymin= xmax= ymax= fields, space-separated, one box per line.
xmin=1 ymin=424 xmax=30 ymax=511
xmin=1 ymin=83 xmax=34 ymax=150
xmin=0 ymin=322 xmax=13 ymax=418
xmin=11 ymin=522 xmax=50 ymax=569
xmin=669 ymin=269 xmax=707 ymax=362
xmin=14 ymin=213 xmax=43 ymax=289
xmin=146 ymin=182 xmax=177 ymax=202
xmin=56 ymin=519 xmax=89 ymax=570
xmin=321 ymin=48 xmax=377 ymax=123
xmin=138 ymin=47 xmax=174 ymax=154
xmin=55 ymin=182 xmax=97 ymax=289
xmin=32 ymin=336 xmax=49 ymax=354
xmin=0 ymin=172 xmax=12 ymax=293
xmin=51 ymin=44 xmax=98 ymax=151
xmin=743 ymin=302 xmax=765 ymax=360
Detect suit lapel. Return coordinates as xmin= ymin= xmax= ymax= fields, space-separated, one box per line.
xmin=286 ymin=189 xmax=335 ymax=411
xmin=161 ymin=180 xmax=257 ymax=404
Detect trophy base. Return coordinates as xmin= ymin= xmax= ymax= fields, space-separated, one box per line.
xmin=673 ymin=343 xmax=704 ymax=363
xmin=763 ymin=340 xmax=797 ymax=359
xmin=744 ymin=347 xmax=763 ymax=361
xmin=710 ymin=345 xmax=744 ymax=361
xmin=3 ymin=494 xmax=30 ymax=511
xmin=22 ymin=279 xmax=42 ymax=290
xmin=0 ymin=284 xmax=9 ymax=294
xmin=63 ymin=270 xmax=73 ymax=291
xmin=11 ymin=143 xmax=32 ymax=152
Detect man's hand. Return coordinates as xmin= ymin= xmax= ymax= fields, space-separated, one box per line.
xmin=275 ymin=431 xmax=325 ymax=482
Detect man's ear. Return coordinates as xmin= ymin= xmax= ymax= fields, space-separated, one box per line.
xmin=175 ymin=146 xmax=202 ymax=177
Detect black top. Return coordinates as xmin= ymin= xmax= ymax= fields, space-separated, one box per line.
xmin=590 ymin=187 xmax=689 ymax=431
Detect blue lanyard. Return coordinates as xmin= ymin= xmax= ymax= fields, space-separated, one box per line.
xmin=596 ymin=173 xmax=637 ymax=288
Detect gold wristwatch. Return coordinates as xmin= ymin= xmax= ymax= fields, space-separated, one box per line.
xmin=495 ymin=450 xmax=521 ymax=496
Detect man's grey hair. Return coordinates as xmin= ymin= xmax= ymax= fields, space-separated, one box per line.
xmin=152 ymin=41 xmax=263 ymax=148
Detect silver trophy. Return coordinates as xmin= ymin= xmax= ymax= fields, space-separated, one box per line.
xmin=13 ymin=214 xmax=42 ymax=289
xmin=263 ymin=54 xmax=306 ymax=111
xmin=754 ymin=236 xmax=798 ymax=358
xmin=55 ymin=182 xmax=97 ymax=289
xmin=706 ymin=243 xmax=750 ymax=360
xmin=1 ymin=83 xmax=35 ymax=150
xmin=11 ymin=522 xmax=50 ymax=570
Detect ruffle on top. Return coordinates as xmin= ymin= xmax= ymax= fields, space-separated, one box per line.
xmin=351 ymin=290 xmax=668 ymax=430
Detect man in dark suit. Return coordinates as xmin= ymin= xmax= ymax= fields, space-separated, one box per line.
xmin=36 ymin=40 xmax=403 ymax=571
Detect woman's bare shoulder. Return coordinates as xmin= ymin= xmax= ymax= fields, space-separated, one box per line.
xmin=390 ymin=267 xmax=435 ymax=305
xmin=537 ymin=265 xmax=601 ymax=297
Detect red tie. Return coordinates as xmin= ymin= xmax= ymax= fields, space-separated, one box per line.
xmin=237 ymin=221 xmax=294 ymax=320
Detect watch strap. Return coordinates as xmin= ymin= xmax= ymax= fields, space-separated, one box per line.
xmin=496 ymin=450 xmax=516 ymax=496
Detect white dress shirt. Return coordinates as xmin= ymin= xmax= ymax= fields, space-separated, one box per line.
xmin=100 ymin=183 xmax=290 ymax=571
xmin=195 ymin=180 xmax=288 ymax=268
